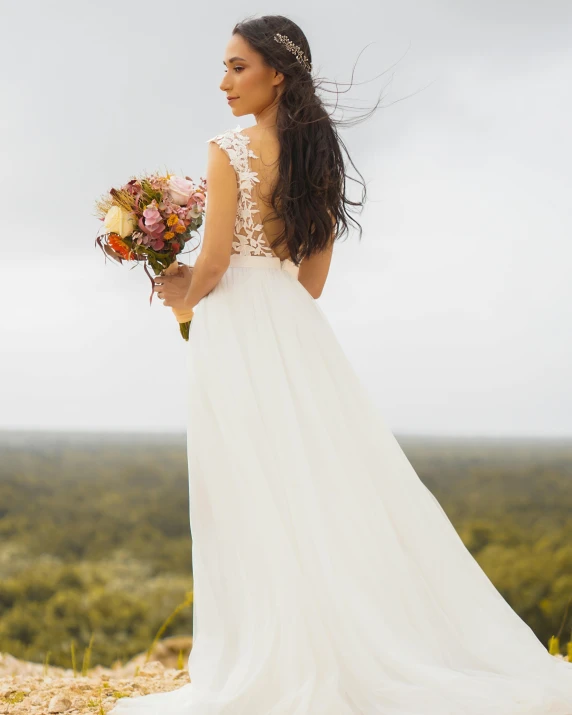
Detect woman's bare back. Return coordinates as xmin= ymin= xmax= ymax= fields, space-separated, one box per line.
xmin=241 ymin=126 xmax=292 ymax=263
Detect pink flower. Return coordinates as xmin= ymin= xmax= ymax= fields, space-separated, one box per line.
xmin=139 ymin=200 xmax=166 ymax=238
xmin=143 ymin=202 xmax=162 ymax=227
xmin=122 ymin=178 xmax=142 ymax=197
xmin=168 ymin=176 xmax=194 ymax=206
xmin=133 ymin=231 xmax=150 ymax=246
xmin=191 ymin=191 xmax=206 ymax=207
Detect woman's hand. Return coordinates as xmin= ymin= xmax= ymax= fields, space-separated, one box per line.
xmin=153 ymin=264 xmax=194 ymax=319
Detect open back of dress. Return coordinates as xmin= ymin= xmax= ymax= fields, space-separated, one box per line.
xmin=205 ymin=125 xmax=294 ymax=263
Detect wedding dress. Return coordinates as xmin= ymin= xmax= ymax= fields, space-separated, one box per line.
xmin=109 ymin=126 xmax=572 ymax=714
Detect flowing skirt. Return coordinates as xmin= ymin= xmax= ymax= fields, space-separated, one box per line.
xmin=110 ymin=253 xmax=572 ymax=714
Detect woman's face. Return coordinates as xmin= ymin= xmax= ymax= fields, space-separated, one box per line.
xmin=220 ymin=34 xmax=284 ymax=117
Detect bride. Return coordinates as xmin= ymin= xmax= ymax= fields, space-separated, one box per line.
xmin=110 ymin=14 xmax=572 ymax=715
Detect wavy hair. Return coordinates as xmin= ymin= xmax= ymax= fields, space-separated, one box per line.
xmin=232 ymin=14 xmax=391 ymax=265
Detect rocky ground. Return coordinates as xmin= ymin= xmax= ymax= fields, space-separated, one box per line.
xmin=0 ymin=637 xmax=193 ymax=714
xmin=1 ymin=642 xmax=570 ymax=714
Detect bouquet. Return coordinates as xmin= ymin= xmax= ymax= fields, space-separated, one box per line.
xmin=94 ymin=171 xmax=206 ymax=341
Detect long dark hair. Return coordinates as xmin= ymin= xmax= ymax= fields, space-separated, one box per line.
xmin=233 ymin=14 xmax=389 ymax=265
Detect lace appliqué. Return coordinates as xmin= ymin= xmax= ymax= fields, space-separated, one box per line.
xmin=206 ymin=125 xmax=276 ymax=258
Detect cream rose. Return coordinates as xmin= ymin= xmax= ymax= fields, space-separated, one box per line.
xmin=104 ymin=205 xmax=137 ymax=238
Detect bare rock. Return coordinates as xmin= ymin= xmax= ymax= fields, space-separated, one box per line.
xmin=48 ymin=693 xmax=72 ymax=712
xmin=0 ymin=648 xmax=191 ymax=714
xmin=137 ymin=661 xmax=164 ymax=678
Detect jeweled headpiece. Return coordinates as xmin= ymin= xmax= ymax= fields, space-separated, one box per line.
xmin=273 ymin=32 xmax=312 ymax=73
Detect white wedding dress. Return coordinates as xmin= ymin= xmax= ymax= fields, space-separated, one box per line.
xmin=109 ymin=126 xmax=572 ymax=714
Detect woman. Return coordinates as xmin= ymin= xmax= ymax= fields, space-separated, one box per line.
xmin=110 ymin=14 xmax=572 ymax=715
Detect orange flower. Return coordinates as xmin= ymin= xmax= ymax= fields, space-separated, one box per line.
xmin=167 ymin=214 xmax=178 ymax=227
xmin=108 ymin=233 xmax=135 ymax=260
xmin=173 ymin=223 xmax=187 ymax=234
xmin=164 ymin=231 xmax=175 ymax=240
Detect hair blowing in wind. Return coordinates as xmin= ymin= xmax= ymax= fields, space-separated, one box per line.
xmin=232 ymin=14 xmax=392 ymax=264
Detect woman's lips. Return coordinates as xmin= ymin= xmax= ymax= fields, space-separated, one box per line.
xmin=227 ymin=97 xmax=238 ymax=103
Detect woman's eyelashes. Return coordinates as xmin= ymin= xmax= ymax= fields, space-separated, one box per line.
xmin=223 ymin=67 xmax=244 ymax=73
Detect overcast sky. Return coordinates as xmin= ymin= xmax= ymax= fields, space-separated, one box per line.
xmin=1 ymin=0 xmax=570 ymax=437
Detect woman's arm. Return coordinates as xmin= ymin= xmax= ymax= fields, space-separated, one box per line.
xmin=182 ymin=140 xmax=238 ymax=310
xmin=182 ymin=247 xmax=228 ymax=310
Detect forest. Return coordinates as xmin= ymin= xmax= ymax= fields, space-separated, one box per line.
xmin=0 ymin=430 xmax=571 ymax=669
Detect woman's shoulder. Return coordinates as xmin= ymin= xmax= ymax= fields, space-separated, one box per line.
xmin=205 ymin=126 xmax=254 ymax=174
xmin=205 ymin=125 xmax=249 ymax=145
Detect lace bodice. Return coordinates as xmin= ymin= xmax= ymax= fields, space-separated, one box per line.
xmin=206 ymin=125 xmax=278 ymax=259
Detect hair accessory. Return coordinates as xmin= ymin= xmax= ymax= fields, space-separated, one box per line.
xmin=273 ymin=32 xmax=312 ymax=73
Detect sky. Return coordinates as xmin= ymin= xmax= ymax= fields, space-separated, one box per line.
xmin=0 ymin=0 xmax=570 ymax=437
